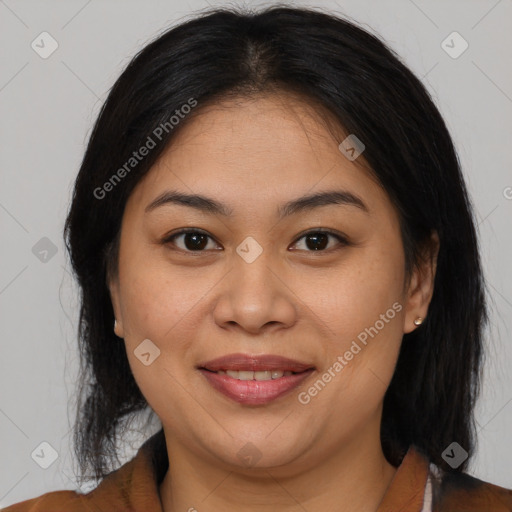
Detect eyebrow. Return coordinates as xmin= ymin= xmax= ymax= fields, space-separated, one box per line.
xmin=144 ymin=189 xmax=369 ymax=218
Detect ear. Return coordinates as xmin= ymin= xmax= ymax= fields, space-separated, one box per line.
xmin=403 ymin=231 xmax=440 ymax=334
xmin=107 ymin=274 xmax=125 ymax=339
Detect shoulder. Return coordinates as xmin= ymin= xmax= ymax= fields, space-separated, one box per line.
xmin=431 ymin=466 xmax=512 ymax=511
xmin=1 ymin=490 xmax=90 ymax=512
xmin=1 ymin=430 xmax=167 ymax=512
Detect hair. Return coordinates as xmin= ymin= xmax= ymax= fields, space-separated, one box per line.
xmin=63 ymin=3 xmax=487 ymax=485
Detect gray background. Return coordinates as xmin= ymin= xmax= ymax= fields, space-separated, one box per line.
xmin=1 ymin=0 xmax=511 ymax=506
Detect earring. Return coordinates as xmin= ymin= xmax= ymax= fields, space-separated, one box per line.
xmin=114 ymin=319 xmax=118 ymax=331
xmin=414 ymin=317 xmax=423 ymax=326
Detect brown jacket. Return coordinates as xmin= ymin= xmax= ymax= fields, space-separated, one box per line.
xmin=3 ymin=430 xmax=512 ymax=511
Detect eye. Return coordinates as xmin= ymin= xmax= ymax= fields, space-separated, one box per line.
xmin=291 ymin=229 xmax=349 ymax=252
xmin=162 ymin=228 xmax=219 ymax=252
xmin=162 ymin=228 xmax=349 ymax=254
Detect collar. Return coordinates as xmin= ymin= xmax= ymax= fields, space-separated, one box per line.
xmin=376 ymin=445 xmax=429 ymax=511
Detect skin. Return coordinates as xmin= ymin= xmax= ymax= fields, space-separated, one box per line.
xmin=109 ymin=92 xmax=439 ymax=512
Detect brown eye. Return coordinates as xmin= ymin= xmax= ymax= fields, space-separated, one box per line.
xmin=162 ymin=229 xmax=218 ymax=252
xmin=291 ymin=230 xmax=349 ymax=252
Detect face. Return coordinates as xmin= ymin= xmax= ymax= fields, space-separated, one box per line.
xmin=109 ymin=92 xmax=436 ymax=475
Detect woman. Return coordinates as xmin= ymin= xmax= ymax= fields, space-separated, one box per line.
xmin=4 ymin=5 xmax=511 ymax=511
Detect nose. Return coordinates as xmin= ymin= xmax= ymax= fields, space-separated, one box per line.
xmin=212 ymin=249 xmax=298 ymax=335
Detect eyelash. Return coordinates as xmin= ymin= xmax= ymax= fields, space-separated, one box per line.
xmin=161 ymin=228 xmax=350 ymax=255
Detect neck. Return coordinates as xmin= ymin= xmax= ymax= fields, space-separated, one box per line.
xmin=159 ymin=422 xmax=397 ymax=512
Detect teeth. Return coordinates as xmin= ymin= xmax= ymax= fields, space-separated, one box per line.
xmin=217 ymin=370 xmax=294 ymax=380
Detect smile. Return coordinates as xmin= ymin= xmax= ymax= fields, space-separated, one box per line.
xmin=197 ymin=352 xmax=316 ymax=405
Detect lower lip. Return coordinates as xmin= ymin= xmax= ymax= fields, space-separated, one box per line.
xmin=199 ymin=369 xmax=315 ymax=405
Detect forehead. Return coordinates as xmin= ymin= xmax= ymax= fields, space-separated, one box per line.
xmin=126 ymin=93 xmax=390 ymax=221
xmin=160 ymin=92 xmax=349 ymax=167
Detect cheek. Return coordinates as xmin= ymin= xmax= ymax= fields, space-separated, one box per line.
xmin=294 ymin=240 xmax=405 ymax=402
xmin=297 ymin=244 xmax=405 ymax=344
xmin=119 ymin=262 xmax=208 ymax=346
xmin=117 ymin=264 xmax=202 ymax=419
xmin=117 ymin=262 xmax=217 ymax=398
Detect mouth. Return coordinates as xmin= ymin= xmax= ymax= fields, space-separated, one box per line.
xmin=200 ymin=368 xmax=305 ymax=380
xmin=197 ymin=353 xmax=316 ymax=405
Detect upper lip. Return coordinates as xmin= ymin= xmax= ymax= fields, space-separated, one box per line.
xmin=198 ymin=353 xmax=315 ymax=372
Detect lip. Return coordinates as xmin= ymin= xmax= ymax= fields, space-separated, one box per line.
xmin=198 ymin=353 xmax=315 ymax=372
xmin=199 ymin=368 xmax=315 ymax=405
xmin=197 ymin=353 xmax=316 ymax=405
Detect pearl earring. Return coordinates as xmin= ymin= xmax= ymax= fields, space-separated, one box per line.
xmin=114 ymin=319 xmax=118 ymax=331
xmin=414 ymin=317 xmax=423 ymax=326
